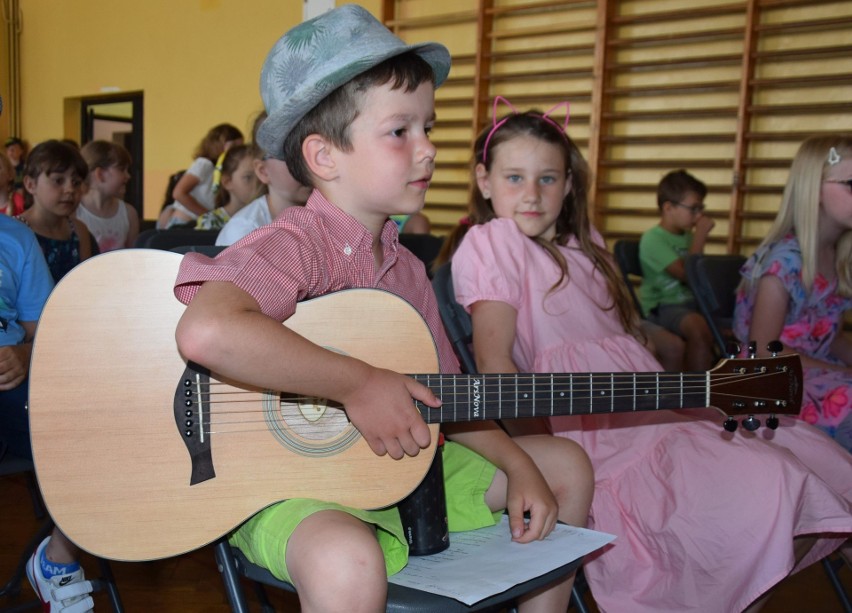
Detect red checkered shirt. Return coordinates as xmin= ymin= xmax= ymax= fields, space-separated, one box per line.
xmin=174 ymin=190 xmax=459 ymax=375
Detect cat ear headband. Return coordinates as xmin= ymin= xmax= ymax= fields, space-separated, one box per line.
xmin=482 ymin=96 xmax=571 ymax=163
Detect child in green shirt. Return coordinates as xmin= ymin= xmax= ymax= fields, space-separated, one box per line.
xmin=639 ymin=169 xmax=715 ymax=370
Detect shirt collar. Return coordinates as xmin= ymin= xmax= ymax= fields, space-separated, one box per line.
xmin=305 ymin=190 xmax=400 ymax=261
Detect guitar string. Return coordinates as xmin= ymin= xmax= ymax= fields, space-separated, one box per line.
xmin=192 ymin=370 xmax=786 ymax=412
xmin=188 ymin=370 xmax=790 ymax=433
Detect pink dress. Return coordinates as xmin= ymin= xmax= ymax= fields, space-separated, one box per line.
xmin=453 ymin=219 xmax=852 ymax=613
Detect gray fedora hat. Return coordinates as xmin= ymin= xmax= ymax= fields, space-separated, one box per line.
xmin=257 ymin=4 xmax=451 ymax=157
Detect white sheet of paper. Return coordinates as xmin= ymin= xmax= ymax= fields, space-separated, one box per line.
xmin=388 ymin=516 xmax=615 ymax=605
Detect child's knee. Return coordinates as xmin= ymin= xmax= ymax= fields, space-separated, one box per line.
xmin=287 ymin=512 xmax=387 ymax=608
xmin=544 ymin=438 xmax=594 ymax=521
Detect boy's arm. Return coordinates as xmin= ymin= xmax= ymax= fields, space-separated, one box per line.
xmin=666 ymin=216 xmax=715 ymax=281
xmin=175 ymin=280 xmax=439 ymax=459
xmin=445 ymin=299 xmax=559 ymax=543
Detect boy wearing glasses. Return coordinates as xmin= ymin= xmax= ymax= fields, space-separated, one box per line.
xmin=639 ymin=169 xmax=716 ymax=370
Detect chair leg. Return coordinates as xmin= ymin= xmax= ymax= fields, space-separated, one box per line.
xmin=0 ymin=518 xmax=52 ymax=600
xmin=823 ymin=556 xmax=852 ymax=613
xmin=22 ymin=472 xmax=46 ymax=521
xmin=93 ymin=557 xmax=125 ymax=613
xmin=215 ymin=539 xmax=251 ymax=613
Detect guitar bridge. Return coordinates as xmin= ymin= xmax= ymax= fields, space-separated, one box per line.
xmin=173 ymin=362 xmax=215 ymax=485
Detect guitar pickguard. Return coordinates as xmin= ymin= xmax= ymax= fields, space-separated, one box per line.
xmin=174 ymin=362 xmax=215 ymax=485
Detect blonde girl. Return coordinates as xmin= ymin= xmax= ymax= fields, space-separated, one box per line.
xmin=734 ymin=135 xmax=852 ymax=451
xmin=451 ymin=99 xmax=852 ymax=613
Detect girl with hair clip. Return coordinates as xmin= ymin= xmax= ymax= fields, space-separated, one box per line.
xmin=195 ymin=144 xmax=261 ymax=230
xmin=77 ymin=140 xmax=140 ymax=251
xmin=450 ymin=98 xmax=852 ymax=613
xmin=158 ymin=122 xmax=244 ymax=228
xmin=735 ymin=135 xmax=852 ymax=453
xmin=17 ymin=139 xmax=94 ymax=282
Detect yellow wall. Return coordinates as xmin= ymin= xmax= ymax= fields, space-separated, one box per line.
xmin=15 ymin=0 xmax=379 ymax=220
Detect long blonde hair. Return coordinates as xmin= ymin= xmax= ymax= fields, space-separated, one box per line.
xmin=752 ymin=135 xmax=852 ymax=296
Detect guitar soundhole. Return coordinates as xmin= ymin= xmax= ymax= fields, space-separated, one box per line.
xmin=262 ymin=392 xmax=360 ymax=457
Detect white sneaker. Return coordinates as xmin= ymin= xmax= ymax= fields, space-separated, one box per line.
xmin=26 ymin=537 xmax=94 ymax=613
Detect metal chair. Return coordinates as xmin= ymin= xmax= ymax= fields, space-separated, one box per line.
xmin=612 ymin=238 xmax=643 ymax=314
xmin=215 ymin=537 xmax=584 ymax=613
xmin=683 ymin=253 xmax=746 ymax=356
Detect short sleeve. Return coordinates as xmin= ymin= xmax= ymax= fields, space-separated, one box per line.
xmin=740 ymin=236 xmax=804 ymax=305
xmin=17 ymin=232 xmax=54 ymax=322
xmin=452 ymin=219 xmax=527 ymax=313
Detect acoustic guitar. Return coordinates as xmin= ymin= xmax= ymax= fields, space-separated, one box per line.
xmin=28 ymin=250 xmax=801 ymax=561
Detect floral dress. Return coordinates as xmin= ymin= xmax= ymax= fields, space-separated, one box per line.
xmin=734 ymin=233 xmax=852 ymax=452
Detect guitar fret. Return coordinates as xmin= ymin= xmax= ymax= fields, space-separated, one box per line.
xmin=679 ymin=372 xmax=683 ymax=408
xmin=588 ymin=373 xmax=592 ymax=414
xmin=515 ymin=373 xmax=519 ymax=418
xmin=705 ymin=370 xmax=710 ymax=407
xmin=450 ymin=373 xmax=454 ymax=424
xmin=497 ymin=376 xmax=502 ymax=421
xmin=570 ymin=374 xmax=573 ymax=415
xmin=655 ymin=373 xmax=660 ymax=411
xmin=531 ymin=373 xmax=535 ymax=416
xmin=550 ymin=373 xmax=554 ymax=416
xmin=632 ymin=373 xmax=636 ymax=411
xmin=610 ymin=373 xmax=614 ymax=413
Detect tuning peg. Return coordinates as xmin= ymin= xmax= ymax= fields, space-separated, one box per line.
xmin=742 ymin=415 xmax=760 ymax=432
xmin=747 ymin=341 xmax=757 ymax=358
xmin=767 ymin=340 xmax=783 ymax=356
xmin=723 ymin=418 xmax=738 ymax=432
xmin=724 ymin=341 xmax=741 ymax=358
xmin=766 ymin=415 xmax=779 ymax=430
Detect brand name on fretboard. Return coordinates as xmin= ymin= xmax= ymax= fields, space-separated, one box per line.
xmin=472 ymin=378 xmax=481 ymax=418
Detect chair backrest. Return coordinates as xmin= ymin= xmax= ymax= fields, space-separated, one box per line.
xmin=431 ymin=267 xmax=525 ymax=439
xmin=135 ymin=228 xmax=220 ymax=250
xmin=684 ymin=253 xmax=746 ymax=355
xmin=431 ymin=262 xmax=477 ymax=374
xmin=399 ymin=233 xmax=445 ymax=279
xmin=170 ymin=244 xmax=227 ymax=257
xmin=612 ymin=239 xmax=643 ymax=313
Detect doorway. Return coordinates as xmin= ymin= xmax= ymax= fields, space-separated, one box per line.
xmin=67 ymin=91 xmax=144 ymax=218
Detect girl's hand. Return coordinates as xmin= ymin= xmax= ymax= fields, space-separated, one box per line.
xmin=504 ymin=458 xmax=559 ymax=543
xmin=340 ymin=366 xmax=438 ymax=460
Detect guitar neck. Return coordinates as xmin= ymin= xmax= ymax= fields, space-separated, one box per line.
xmin=412 ymin=371 xmax=708 ymax=423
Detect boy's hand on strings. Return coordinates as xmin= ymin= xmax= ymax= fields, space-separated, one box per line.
xmin=505 ymin=458 xmax=559 ymax=543
xmin=341 ymin=366 xmax=438 ymax=460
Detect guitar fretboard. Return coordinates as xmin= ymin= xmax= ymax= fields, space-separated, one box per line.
xmin=412 ymin=372 xmax=709 ymax=423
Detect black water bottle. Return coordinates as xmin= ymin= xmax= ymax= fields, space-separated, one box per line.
xmin=396 ymin=439 xmax=449 ymax=556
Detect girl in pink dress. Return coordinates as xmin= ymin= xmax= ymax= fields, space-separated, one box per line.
xmin=734 ymin=135 xmax=852 ymax=453
xmin=450 ymin=98 xmax=852 ymax=612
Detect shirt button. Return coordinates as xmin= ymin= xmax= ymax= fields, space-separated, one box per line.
xmin=343 ymin=245 xmax=352 ymax=256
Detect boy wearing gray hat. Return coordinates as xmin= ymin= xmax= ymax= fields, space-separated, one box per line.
xmin=174 ymin=5 xmax=592 ymax=610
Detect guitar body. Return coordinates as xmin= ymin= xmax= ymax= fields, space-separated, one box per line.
xmin=29 ymin=250 xmax=439 ymax=561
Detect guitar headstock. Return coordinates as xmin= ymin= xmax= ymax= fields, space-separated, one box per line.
xmin=708 ymin=353 xmax=802 ymax=432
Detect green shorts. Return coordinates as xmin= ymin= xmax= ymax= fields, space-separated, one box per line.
xmin=229 ymin=441 xmax=502 ymax=582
